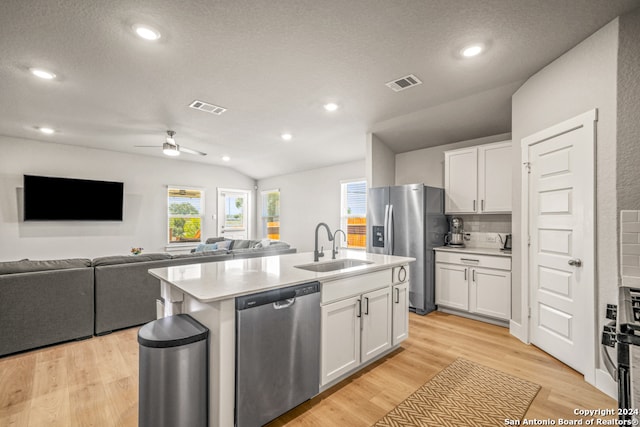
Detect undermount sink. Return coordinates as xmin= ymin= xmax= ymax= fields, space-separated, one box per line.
xmin=295 ymin=259 xmax=374 ymax=273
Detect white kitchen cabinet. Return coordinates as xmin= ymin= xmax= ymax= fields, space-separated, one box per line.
xmin=444 ymin=147 xmax=478 ymax=213
xmin=478 ymin=142 xmax=512 ymax=213
xmin=435 ymin=251 xmax=511 ymax=322
xmin=392 ymin=282 xmax=409 ymax=345
xmin=435 ymin=263 xmax=469 ymax=310
xmin=470 ymin=267 xmax=511 ymax=320
xmin=361 ymin=287 xmax=392 ymax=363
xmin=321 ymin=295 xmax=361 ymax=385
xmin=444 ymin=141 xmax=512 ymax=214
xmin=320 ymin=266 xmax=409 ymax=387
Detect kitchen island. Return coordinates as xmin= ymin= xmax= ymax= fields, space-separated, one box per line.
xmin=149 ymin=250 xmax=414 ymax=427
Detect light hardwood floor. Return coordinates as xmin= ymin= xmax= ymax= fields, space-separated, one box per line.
xmin=0 ymin=312 xmax=615 ymax=426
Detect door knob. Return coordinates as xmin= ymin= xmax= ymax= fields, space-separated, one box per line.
xmin=568 ymin=258 xmax=582 ymax=267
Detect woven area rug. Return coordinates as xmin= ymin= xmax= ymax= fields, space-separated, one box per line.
xmin=373 ymin=358 xmax=541 ymax=427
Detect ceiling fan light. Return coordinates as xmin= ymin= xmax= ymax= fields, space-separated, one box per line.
xmin=163 ymin=142 xmax=180 ymax=156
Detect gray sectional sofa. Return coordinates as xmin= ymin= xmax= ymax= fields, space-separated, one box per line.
xmin=0 ymin=239 xmax=295 ymax=357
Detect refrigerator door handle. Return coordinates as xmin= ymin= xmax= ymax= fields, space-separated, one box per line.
xmin=389 ymin=204 xmax=394 ymax=255
xmin=383 ymin=204 xmax=389 ymax=254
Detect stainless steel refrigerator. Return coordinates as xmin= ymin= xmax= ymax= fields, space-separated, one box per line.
xmin=367 ymin=184 xmax=447 ymax=314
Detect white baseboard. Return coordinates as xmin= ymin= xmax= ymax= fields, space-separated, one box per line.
xmin=595 ymin=368 xmax=617 ymax=400
xmin=509 ymin=320 xmax=528 ymax=343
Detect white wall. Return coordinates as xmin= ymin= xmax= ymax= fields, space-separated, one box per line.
xmin=0 ymin=136 xmax=256 ymax=260
xmin=257 ymin=160 xmax=365 ymax=253
xmin=511 ymin=18 xmax=619 ymax=366
xmin=618 ymin=8 xmax=640 ymax=213
xmin=366 ymin=133 xmax=395 ymax=187
xmin=395 ymin=132 xmax=512 ymax=187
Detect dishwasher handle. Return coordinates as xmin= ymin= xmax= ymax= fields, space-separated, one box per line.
xmin=273 ymin=298 xmax=296 ymax=309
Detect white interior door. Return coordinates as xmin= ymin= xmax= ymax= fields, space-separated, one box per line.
xmin=525 ymin=110 xmax=595 ymax=378
xmin=217 ymin=189 xmax=250 ymax=239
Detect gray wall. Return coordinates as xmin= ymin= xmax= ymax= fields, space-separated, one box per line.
xmin=511 ymin=17 xmax=619 ymax=362
xmin=617 ymin=8 xmax=640 ymax=213
xmin=366 ymin=133 xmax=395 ymax=188
xmin=257 ymin=160 xmax=365 ymax=253
xmin=0 ymin=135 xmax=256 ymax=260
xmin=395 ymin=132 xmax=512 ymax=187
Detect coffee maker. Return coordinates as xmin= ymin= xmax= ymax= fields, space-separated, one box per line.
xmin=445 ymin=217 xmax=465 ymax=247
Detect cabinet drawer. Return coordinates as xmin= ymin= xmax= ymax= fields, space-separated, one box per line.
xmin=322 ymin=270 xmax=390 ymax=304
xmin=435 ymin=251 xmax=511 ymax=271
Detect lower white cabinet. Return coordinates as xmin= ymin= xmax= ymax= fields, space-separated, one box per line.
xmin=321 ymin=287 xmax=391 ymax=386
xmin=361 ymin=287 xmax=392 ymax=363
xmin=392 ymin=282 xmax=409 ymax=345
xmin=321 ymin=266 xmax=409 ymax=387
xmin=471 ymin=267 xmax=511 ymax=320
xmin=435 ymin=252 xmax=511 ymax=322
xmin=435 ymin=263 xmax=469 ymax=311
xmin=321 ymin=296 xmax=361 ymax=385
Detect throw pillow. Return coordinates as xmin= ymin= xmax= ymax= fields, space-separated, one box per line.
xmin=195 ymin=243 xmax=219 ymax=252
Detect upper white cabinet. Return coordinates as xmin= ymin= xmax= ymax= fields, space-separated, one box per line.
xmin=444 ymin=147 xmax=478 ymax=213
xmin=445 ymin=141 xmax=512 ymax=214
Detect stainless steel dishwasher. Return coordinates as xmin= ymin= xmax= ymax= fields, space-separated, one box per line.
xmin=235 ymin=281 xmax=320 ymax=427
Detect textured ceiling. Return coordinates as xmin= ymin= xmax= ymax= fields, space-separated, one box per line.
xmin=0 ymin=0 xmax=638 ymax=179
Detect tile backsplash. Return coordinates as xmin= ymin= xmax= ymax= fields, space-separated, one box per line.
xmin=621 ymin=210 xmax=640 ymax=287
xmin=448 ymin=214 xmax=512 ymax=249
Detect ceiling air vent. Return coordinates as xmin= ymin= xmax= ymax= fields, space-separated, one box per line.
xmin=189 ymin=100 xmax=227 ymax=115
xmin=385 ymin=74 xmax=423 ymax=92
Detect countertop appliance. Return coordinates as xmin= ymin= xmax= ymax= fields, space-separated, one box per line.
xmin=235 ymin=282 xmax=320 ymax=427
xmin=615 ymin=286 xmax=640 ymax=423
xmin=445 ymin=216 xmax=465 ymax=247
xmin=502 ymin=234 xmax=512 ymax=251
xmin=367 ymin=184 xmax=447 ymax=315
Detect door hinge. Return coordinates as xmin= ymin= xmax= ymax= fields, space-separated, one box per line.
xmin=528 ymin=235 xmax=531 ymax=246
xmin=528 ymin=307 xmax=531 ymax=318
xmin=523 ymin=162 xmax=531 ymax=174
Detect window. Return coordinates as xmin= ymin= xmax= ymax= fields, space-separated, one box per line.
xmin=340 ymin=180 xmax=367 ymax=249
xmin=168 ymin=187 xmax=203 ymax=244
xmin=261 ymin=189 xmax=280 ymax=240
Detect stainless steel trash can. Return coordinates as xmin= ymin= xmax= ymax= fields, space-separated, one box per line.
xmin=138 ymin=314 xmax=209 ymax=427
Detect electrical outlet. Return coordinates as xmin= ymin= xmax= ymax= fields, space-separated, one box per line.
xmin=486 ymin=235 xmax=497 ymax=242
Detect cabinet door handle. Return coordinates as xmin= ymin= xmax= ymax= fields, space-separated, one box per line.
xmin=395 ymin=288 xmax=400 ymax=304
xmin=473 ymin=200 xmax=476 ymax=211
xmin=357 ymin=299 xmax=362 ymax=318
xmin=472 ymin=270 xmax=476 ymax=282
xmin=481 ymin=199 xmax=485 ymax=211
xmin=464 ymin=268 xmax=467 ymax=280
xmin=364 ymin=297 xmax=369 ymax=315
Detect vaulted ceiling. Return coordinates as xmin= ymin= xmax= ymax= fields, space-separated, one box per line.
xmin=1 ymin=0 xmax=638 ymax=179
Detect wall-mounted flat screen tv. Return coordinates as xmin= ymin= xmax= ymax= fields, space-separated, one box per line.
xmin=24 ymin=174 xmax=124 ymax=221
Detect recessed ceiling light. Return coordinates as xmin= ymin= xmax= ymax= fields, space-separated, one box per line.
xmin=281 ymin=133 xmax=293 ymax=141
xmin=323 ymin=103 xmax=339 ymax=112
xmin=37 ymin=126 xmax=55 ymax=134
xmin=30 ymin=68 xmax=56 ymax=80
xmin=133 ymin=24 xmax=161 ymax=41
xmin=461 ymin=44 xmax=484 ymax=58
xmin=221 ymin=155 xmax=231 ymax=162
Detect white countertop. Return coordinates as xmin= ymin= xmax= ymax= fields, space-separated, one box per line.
xmin=434 ymin=246 xmax=512 ymax=257
xmin=149 ymin=250 xmax=415 ymax=303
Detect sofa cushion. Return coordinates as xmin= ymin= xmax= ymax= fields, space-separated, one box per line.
xmin=267 ymin=241 xmax=291 ymax=249
xmin=0 ymin=258 xmax=92 ymax=275
xmin=229 ymin=239 xmax=261 ymax=250
xmin=92 ymin=253 xmax=171 ymax=266
xmin=172 ymin=250 xmax=230 ymax=259
xmin=205 ymin=237 xmax=227 ymax=244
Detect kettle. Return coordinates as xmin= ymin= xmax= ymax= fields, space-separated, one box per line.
xmin=500 ymin=234 xmax=512 ymax=251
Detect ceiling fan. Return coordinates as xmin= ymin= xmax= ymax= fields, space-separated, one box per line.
xmin=136 ymin=130 xmax=207 ymax=157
